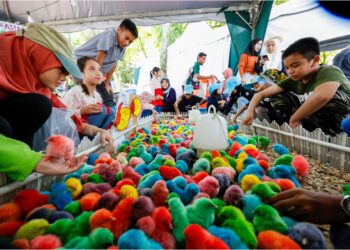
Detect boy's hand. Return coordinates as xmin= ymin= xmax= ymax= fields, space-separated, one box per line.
xmin=242 ymin=112 xmax=254 ymax=125
xmin=289 ymin=115 xmax=301 ymax=128
xmin=231 ymin=115 xmax=238 ymax=125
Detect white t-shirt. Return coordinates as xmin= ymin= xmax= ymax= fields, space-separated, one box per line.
xmin=150 ymin=77 xmax=161 ymax=94
xmin=62 ymin=85 xmax=103 ymax=117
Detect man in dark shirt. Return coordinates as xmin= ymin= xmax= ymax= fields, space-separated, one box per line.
xmin=174 ymin=85 xmax=206 ymax=114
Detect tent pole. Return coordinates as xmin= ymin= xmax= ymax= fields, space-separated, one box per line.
xmin=2 ymin=0 xmax=13 ymax=22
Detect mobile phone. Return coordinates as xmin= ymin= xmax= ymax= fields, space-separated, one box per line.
xmin=262 ymin=55 xmax=269 ymax=60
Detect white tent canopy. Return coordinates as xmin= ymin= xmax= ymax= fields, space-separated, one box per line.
xmin=167 ymin=22 xmax=231 ymax=97
xmin=0 ymin=0 xmax=252 ymax=32
xmin=264 ymin=0 xmax=350 ymax=51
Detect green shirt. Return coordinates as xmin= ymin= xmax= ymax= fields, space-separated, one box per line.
xmin=277 ymin=65 xmax=350 ymax=102
xmin=0 ymin=134 xmax=43 ymax=181
xmin=186 ymin=61 xmax=201 ymax=85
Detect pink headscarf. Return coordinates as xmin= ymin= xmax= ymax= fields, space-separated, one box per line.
xmin=223 ymin=68 xmax=233 ymax=80
xmin=222 ymin=68 xmax=233 ymax=93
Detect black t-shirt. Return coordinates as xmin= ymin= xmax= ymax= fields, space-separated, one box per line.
xmin=178 ymin=95 xmax=204 ymax=112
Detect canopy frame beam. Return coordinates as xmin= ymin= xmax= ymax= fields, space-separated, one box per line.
xmin=43 ymin=4 xmax=251 ymax=27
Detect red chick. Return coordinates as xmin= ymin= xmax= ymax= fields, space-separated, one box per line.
xmin=0 ymin=221 xmax=24 ymax=237
xmin=228 ymin=142 xmax=242 ymax=157
xmin=191 ymin=171 xmax=209 ymax=184
xmin=168 ymin=144 xmax=178 ymax=157
xmin=151 ymin=207 xmax=175 ymax=249
xmin=151 ymin=180 xmax=169 ymax=207
xmin=90 ymin=208 xmax=116 ymax=231
xmin=122 ymin=166 xmax=142 ymax=185
xmin=79 ymin=192 xmax=101 ymax=211
xmin=13 ymin=190 xmax=49 ymax=215
xmin=116 ymin=178 xmax=136 ymax=189
xmin=136 ymin=216 xmax=156 ymax=236
xmin=111 ymin=197 xmax=135 ymax=239
xmin=292 ymin=155 xmax=310 ymax=182
xmin=0 ymin=203 xmax=21 ymax=223
xmin=273 ymin=178 xmax=296 ymax=191
xmin=159 ymin=166 xmax=182 ymax=181
xmin=184 ymin=224 xmax=230 ymax=249
xmin=30 ymin=234 xmax=62 ymax=249
xmin=211 ymin=150 xmax=221 ymax=159
xmin=256 ymin=153 xmax=269 ymax=162
xmin=45 ymin=135 xmax=75 ymax=161
xmin=258 ymin=160 xmax=270 ymax=173
xmin=245 ymin=148 xmax=260 ymax=158
xmin=258 ymin=230 xmax=301 ymax=249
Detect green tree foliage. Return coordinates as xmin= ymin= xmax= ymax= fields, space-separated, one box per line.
xmin=274 ymin=0 xmax=289 ymax=6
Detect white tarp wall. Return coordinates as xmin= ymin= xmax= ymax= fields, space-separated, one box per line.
xmin=264 ymin=0 xmax=350 ymax=51
xmin=135 ymin=51 xmax=160 ymax=95
xmin=167 ymin=22 xmax=231 ymax=96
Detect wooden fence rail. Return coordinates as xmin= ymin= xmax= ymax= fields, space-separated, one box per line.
xmin=238 ymin=119 xmax=350 ymax=172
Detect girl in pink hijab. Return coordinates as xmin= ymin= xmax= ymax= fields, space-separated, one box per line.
xmin=221 ymin=68 xmax=233 ymax=94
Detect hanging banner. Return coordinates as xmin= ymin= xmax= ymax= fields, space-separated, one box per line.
xmin=0 ymin=21 xmax=24 ymax=34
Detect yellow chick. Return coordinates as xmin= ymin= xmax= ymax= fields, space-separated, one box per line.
xmin=241 ymin=174 xmax=262 ymax=192
xmin=235 ymin=152 xmax=248 ymax=173
xmin=120 ymin=185 xmax=139 ymax=199
xmin=242 ymin=144 xmax=258 ymax=151
xmin=228 ymin=130 xmax=236 ymax=138
xmin=212 ymin=157 xmax=231 ymax=169
xmin=65 ymin=178 xmax=83 ymax=199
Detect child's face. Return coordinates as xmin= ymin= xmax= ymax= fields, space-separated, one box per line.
xmin=216 ymin=89 xmax=222 ymax=95
xmin=154 ymin=70 xmax=161 ymax=78
xmin=284 ymin=53 xmax=319 ymax=81
xmin=39 ymin=67 xmax=68 ymax=90
xmin=184 ymin=93 xmax=192 ymax=99
xmin=83 ymin=60 xmax=103 ymax=85
xmin=117 ymin=27 xmax=136 ymax=48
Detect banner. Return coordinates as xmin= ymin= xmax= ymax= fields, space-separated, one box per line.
xmin=0 ymin=21 xmax=24 ymax=34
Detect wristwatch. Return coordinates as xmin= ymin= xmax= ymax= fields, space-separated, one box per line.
xmin=340 ymin=195 xmax=350 ymax=216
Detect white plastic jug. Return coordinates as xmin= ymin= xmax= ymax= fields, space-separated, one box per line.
xmin=193 ymin=105 xmax=229 ymax=150
xmin=188 ymin=107 xmax=201 ymax=123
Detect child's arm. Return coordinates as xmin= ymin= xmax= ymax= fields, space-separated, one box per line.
xmin=96 ymin=50 xmax=107 ymax=67
xmin=289 ymin=82 xmax=340 ymax=127
xmin=174 ymin=96 xmax=182 ymax=115
xmin=196 ymin=74 xmax=218 ymax=82
xmin=0 ymin=135 xmax=87 ymax=181
xmin=105 ymin=63 xmax=116 ymax=89
xmin=232 ymin=105 xmax=248 ymax=124
xmin=242 ymin=84 xmax=284 ymax=125
xmin=199 ymin=97 xmax=207 ymax=105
